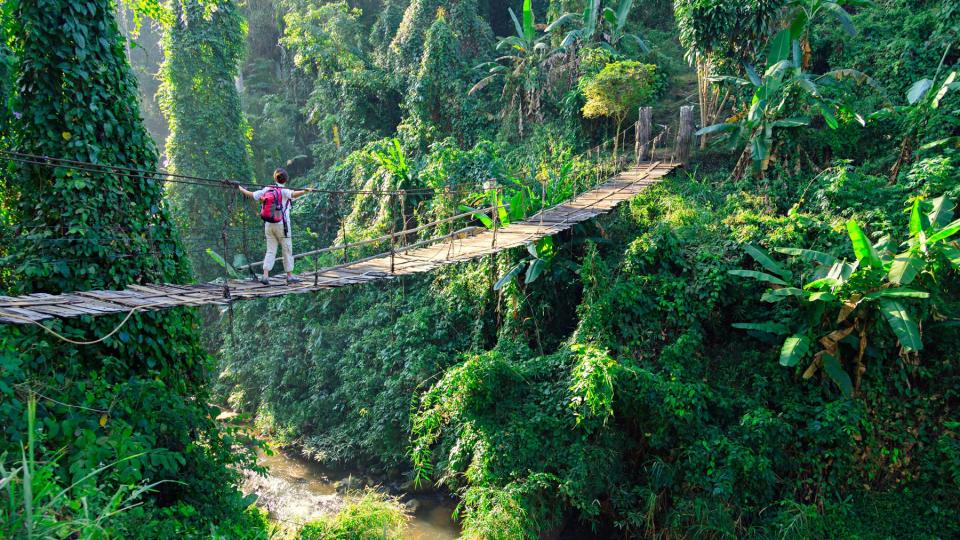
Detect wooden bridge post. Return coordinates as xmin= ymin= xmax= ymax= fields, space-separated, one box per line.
xmin=636 ymin=106 xmax=652 ymax=164
xmin=676 ymin=105 xmax=695 ymax=167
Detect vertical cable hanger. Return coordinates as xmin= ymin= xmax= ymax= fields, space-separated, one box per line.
xmin=389 ymin=192 xmax=396 ymax=275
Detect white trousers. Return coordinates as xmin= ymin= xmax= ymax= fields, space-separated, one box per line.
xmin=263 ymin=221 xmax=293 ymax=274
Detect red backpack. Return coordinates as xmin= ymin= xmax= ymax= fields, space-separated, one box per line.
xmin=259 ymin=186 xmax=286 ymax=224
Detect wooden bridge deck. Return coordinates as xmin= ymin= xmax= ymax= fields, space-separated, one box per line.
xmin=0 ymin=162 xmax=676 ymax=324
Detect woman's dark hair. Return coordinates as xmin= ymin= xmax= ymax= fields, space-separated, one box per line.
xmin=274 ymin=168 xmax=289 ymax=184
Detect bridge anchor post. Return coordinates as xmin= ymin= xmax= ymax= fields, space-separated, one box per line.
xmin=676 ymin=105 xmax=695 ymax=167
xmin=637 ymin=106 xmax=652 ymax=164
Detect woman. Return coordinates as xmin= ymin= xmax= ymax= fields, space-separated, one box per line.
xmin=238 ymin=168 xmax=310 ymax=285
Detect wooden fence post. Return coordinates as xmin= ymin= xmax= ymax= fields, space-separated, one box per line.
xmin=677 ymin=105 xmax=694 ymax=167
xmin=636 ymin=106 xmax=652 ymax=164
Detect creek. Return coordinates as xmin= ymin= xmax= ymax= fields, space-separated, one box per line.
xmin=241 ymin=447 xmax=460 ymax=538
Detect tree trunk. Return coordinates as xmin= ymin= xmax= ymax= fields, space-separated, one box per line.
xmin=731 ymin=145 xmax=752 ymax=181
xmin=697 ymin=57 xmax=715 ymax=150
xmin=613 ymin=118 xmax=622 ymax=159
xmin=676 ymin=106 xmax=694 ymax=167
xmin=889 ymin=134 xmax=914 ymax=185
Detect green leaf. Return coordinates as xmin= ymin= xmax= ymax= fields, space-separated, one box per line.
xmin=819 ymin=103 xmax=839 ymax=129
xmin=805 ymin=277 xmax=841 ymax=290
xmin=780 ymin=335 xmax=810 ymax=367
xmin=827 ymin=260 xmax=857 ymax=283
xmin=878 ymin=298 xmax=923 ymax=351
xmin=907 ymin=79 xmax=933 ymax=105
xmin=745 ymin=244 xmax=791 ymax=279
xmin=846 ymin=220 xmax=882 ymax=268
xmin=508 ymin=191 xmax=528 ymax=222
xmin=767 ymin=29 xmax=792 ymax=67
xmin=888 ymin=252 xmax=923 ymax=285
xmin=797 ymin=76 xmax=821 ymax=98
xmin=522 ymin=0 xmax=536 ymax=43
xmin=764 ymin=59 xmax=793 ymax=79
xmin=744 ymin=63 xmax=762 ymax=87
xmin=232 ymin=253 xmax=248 ymax=270
xmin=695 ymin=123 xmax=737 ymax=136
xmin=536 ymin=236 xmax=555 ymax=259
xmin=821 ymin=2 xmax=856 ymax=36
xmin=508 ymin=7 xmax=524 ymax=39
xmin=865 ymin=288 xmax=930 ymax=300
xmin=728 ymin=269 xmax=789 ymax=286
xmin=459 ymin=205 xmax=493 ymax=228
xmin=822 ymin=354 xmax=853 ymax=397
xmin=927 ymin=195 xmax=954 ymax=228
xmin=775 ymin=247 xmax=838 ymax=266
xmin=808 ymin=292 xmax=837 ymax=302
xmin=525 ymin=258 xmax=546 ymax=284
xmin=771 ymin=118 xmax=810 ymax=128
xmin=789 ymin=11 xmax=808 ymax=39
xmin=602 ymin=6 xmax=617 ymax=26
xmin=751 ymin=137 xmax=770 ymax=172
xmin=927 ymin=218 xmax=960 ymax=244
xmin=761 ymin=288 xmax=806 ymax=302
xmin=732 ymin=322 xmax=791 ymax=335
xmin=494 ymin=262 xmax=525 ymax=291
xmin=932 ymin=71 xmax=956 ymax=109
xmin=205 ymin=249 xmax=238 ymax=279
xmin=909 ymin=199 xmax=924 ymax=236
xmin=941 ymin=243 xmax=960 ymax=269
xmin=544 ymin=12 xmax=578 ymax=33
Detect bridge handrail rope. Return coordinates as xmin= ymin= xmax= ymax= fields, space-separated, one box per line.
xmin=0 ymin=150 xmax=487 ymax=197
xmin=237 ymin=203 xmax=512 ymax=271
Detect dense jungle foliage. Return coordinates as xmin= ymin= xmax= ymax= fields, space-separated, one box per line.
xmin=1 ymin=0 xmax=958 ymax=538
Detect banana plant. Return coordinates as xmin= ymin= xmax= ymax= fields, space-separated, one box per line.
xmin=205 ymin=249 xmax=249 ymax=280
xmin=731 ymin=195 xmax=960 ymax=397
xmin=786 ymin=0 xmax=870 ymax=40
xmin=470 ymin=0 xmax=553 ymax=134
xmin=873 ymin=43 xmax=958 ymax=180
xmin=602 ymin=0 xmax=649 ymax=53
xmin=546 ymin=0 xmax=601 ymax=49
xmin=372 ymin=138 xmax=414 ymax=190
xmin=546 ymin=0 xmax=647 ymax=53
xmin=696 ymin=28 xmax=875 ymax=176
xmin=494 ymin=236 xmax=558 ymax=289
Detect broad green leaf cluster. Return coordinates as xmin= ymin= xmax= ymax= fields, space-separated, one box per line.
xmin=733 ymin=195 xmax=960 ymax=395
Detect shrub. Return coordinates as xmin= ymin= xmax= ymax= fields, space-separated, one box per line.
xmin=295 ymin=490 xmax=408 ymax=540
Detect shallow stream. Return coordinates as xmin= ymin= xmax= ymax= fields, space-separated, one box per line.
xmin=241 ymin=447 xmax=460 ymax=539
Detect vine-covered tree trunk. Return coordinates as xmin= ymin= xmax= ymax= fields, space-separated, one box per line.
xmin=160 ymin=0 xmax=254 ymax=280
xmin=0 ymin=0 xmax=248 ymax=520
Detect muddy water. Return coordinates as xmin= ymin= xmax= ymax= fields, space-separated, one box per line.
xmin=242 ymin=448 xmax=460 ymax=539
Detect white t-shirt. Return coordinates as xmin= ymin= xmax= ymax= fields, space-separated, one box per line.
xmin=253 ymin=184 xmax=294 ymax=224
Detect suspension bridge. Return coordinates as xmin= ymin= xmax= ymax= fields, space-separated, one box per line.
xmin=0 ymin=106 xmax=694 ymax=328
